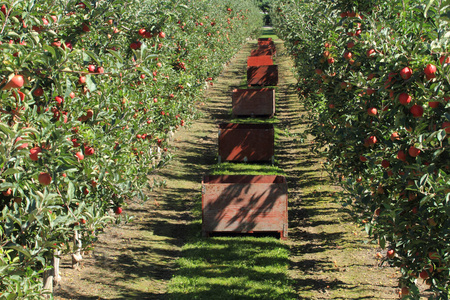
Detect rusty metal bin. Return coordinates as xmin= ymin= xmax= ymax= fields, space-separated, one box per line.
xmin=247 ymin=65 xmax=278 ymax=86
xmin=247 ymin=55 xmax=273 ymax=67
xmin=231 ymin=88 xmax=275 ymax=117
xmin=202 ymin=174 xmax=288 ymax=239
xmin=218 ymin=123 xmax=274 ymax=163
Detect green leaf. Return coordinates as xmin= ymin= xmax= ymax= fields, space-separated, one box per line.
xmin=67 ymin=181 xmax=74 ymax=201
xmin=5 ymin=245 xmax=32 ymax=258
xmin=106 ymin=49 xmax=123 ymax=63
xmin=424 ymin=0 xmax=436 ymax=18
xmin=85 ymin=75 xmax=97 ymax=92
xmin=85 ymin=50 xmax=101 ymax=65
xmin=419 ymin=174 xmax=429 ymax=187
xmin=43 ymin=45 xmax=56 ymax=57
xmin=437 ymin=129 xmax=446 ymax=142
xmin=2 ymin=168 xmax=22 ymax=176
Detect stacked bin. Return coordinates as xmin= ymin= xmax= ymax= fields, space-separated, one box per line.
xmin=202 ymin=37 xmax=288 ymax=239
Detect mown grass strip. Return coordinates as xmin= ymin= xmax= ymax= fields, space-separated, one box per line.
xmin=167 ymin=31 xmax=296 ymax=300
xmin=167 ymin=236 xmax=295 ymax=300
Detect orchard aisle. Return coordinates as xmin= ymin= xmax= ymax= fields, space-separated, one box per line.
xmin=55 ymin=33 xmax=399 ymax=299
xmin=273 ymin=37 xmax=399 ymax=298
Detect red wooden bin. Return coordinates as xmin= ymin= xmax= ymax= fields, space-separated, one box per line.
xmin=231 ymin=88 xmax=275 ymax=117
xmin=218 ymin=123 xmax=274 ymax=163
xmin=247 ymin=55 xmax=273 ymax=67
xmin=202 ymin=174 xmax=288 ymax=239
xmin=250 ymin=47 xmax=275 ymax=57
xmin=247 ymin=65 xmax=278 ymax=86
xmin=258 ymin=39 xmax=275 ymax=48
xmin=258 ymin=37 xmax=273 ymax=43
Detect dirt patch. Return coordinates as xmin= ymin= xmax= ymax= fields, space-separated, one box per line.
xmin=54 ymin=36 xmax=400 ymax=299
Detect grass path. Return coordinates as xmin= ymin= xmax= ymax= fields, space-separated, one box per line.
xmin=55 ymin=30 xmax=400 ymax=299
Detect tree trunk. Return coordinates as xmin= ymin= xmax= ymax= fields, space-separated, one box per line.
xmin=72 ymin=230 xmax=83 ymax=269
xmin=53 ymin=249 xmax=61 ymax=285
xmin=43 ymin=250 xmax=61 ymax=297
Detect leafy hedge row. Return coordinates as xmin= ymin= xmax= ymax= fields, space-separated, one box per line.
xmin=270 ymin=0 xmax=449 ymax=298
xmin=0 ymin=0 xmax=262 ymax=297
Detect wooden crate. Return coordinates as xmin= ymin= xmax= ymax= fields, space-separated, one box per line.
xmin=247 ymin=65 xmax=278 ymax=86
xmin=202 ymin=175 xmax=288 ymax=239
xmin=231 ymin=88 xmax=275 ymax=117
xmin=258 ymin=38 xmax=275 ymax=48
xmin=247 ymin=55 xmax=273 ymax=67
xmin=218 ymin=123 xmax=274 ymax=163
xmin=250 ymin=48 xmax=275 ymax=56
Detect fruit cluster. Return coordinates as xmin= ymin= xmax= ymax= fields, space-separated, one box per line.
xmin=0 ymin=0 xmax=262 ymax=297
xmin=271 ymin=0 xmax=449 ymax=297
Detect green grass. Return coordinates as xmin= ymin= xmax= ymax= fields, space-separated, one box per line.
xmin=167 ymin=237 xmax=295 ymax=300
xmin=210 ymin=161 xmax=285 ymax=175
xmin=259 ymin=27 xmax=278 ymax=40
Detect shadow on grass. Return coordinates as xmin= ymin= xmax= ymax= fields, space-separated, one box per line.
xmin=167 ymin=237 xmax=296 ymax=300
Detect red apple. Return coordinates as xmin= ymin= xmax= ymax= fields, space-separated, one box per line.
xmin=158 ymin=32 xmax=165 ymax=38
xmin=3 ymin=188 xmax=12 ymax=196
xmin=400 ymin=66 xmax=412 ymax=80
xmin=410 ymin=104 xmax=424 ymax=117
xmin=367 ymin=107 xmax=377 ymax=116
xmin=347 ymin=41 xmax=355 ymax=48
xmin=64 ymin=41 xmax=73 ymax=50
xmin=428 ymin=101 xmax=439 ymax=108
xmin=33 ymin=87 xmax=44 ymax=97
xmin=381 ymin=159 xmax=390 ymax=168
xmin=343 ymin=51 xmax=352 ymax=60
xmin=138 ymin=28 xmax=146 ymax=36
xmin=97 ymin=66 xmax=104 ymax=74
xmin=424 ymin=64 xmax=437 ymax=79
xmin=78 ymin=76 xmax=86 ymax=84
xmin=114 ymin=207 xmax=122 ymax=214
xmin=81 ymin=23 xmax=90 ymax=32
xmin=387 ymin=249 xmax=395 ymax=258
xmin=38 ymin=172 xmax=52 ymax=186
xmin=14 ymin=137 xmax=28 ymax=150
xmin=366 ymin=49 xmax=376 ymax=57
xmin=419 ymin=270 xmax=429 ymax=280
xmin=442 ymin=121 xmax=450 ymax=134
xmin=428 ymin=251 xmax=440 ymax=260
xmin=390 ymin=132 xmax=400 ymax=141
xmin=55 ymin=95 xmax=64 ymax=105
xmin=84 ymin=146 xmax=94 ymax=156
xmin=88 ymin=65 xmax=96 ymax=72
xmin=3 ymin=74 xmax=25 ymax=90
xmin=399 ymin=93 xmax=411 ymax=105
xmin=327 ymin=57 xmax=335 ymax=64
xmin=397 ymin=150 xmax=406 ymax=161
xmin=408 ymin=146 xmax=420 ymax=157
xmin=359 ymin=155 xmax=368 ymax=162
xmin=75 ymin=151 xmax=84 ymax=160
xmin=401 ymin=287 xmax=409 ymax=296
xmin=439 ymin=55 xmax=450 ymax=65
xmin=29 ymin=146 xmax=42 ymax=161
xmin=367 ymin=135 xmax=377 ymax=145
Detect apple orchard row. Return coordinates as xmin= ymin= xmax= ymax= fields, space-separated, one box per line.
xmin=270 ymin=0 xmax=449 ymax=298
xmin=0 ymin=0 xmax=263 ymax=297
